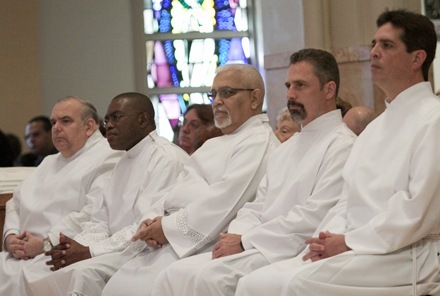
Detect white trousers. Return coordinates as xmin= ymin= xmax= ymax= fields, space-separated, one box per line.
xmin=19 ymin=251 xmax=130 ymax=296
xmin=152 ymin=249 xmax=269 ymax=296
xmin=236 ymin=240 xmax=440 ymax=296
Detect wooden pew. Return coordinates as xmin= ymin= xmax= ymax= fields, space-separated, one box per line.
xmin=0 ymin=193 xmax=13 ymax=249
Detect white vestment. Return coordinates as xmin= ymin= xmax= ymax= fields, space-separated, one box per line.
xmin=18 ymin=131 xmax=189 ymax=296
xmin=153 ymin=110 xmax=356 ymax=296
xmin=98 ymin=114 xmax=279 ymax=296
xmin=0 ymin=130 xmax=122 ymax=295
xmin=236 ymin=82 xmax=440 ymax=296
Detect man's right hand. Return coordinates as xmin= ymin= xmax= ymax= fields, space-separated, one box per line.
xmin=5 ymin=233 xmax=29 ymax=259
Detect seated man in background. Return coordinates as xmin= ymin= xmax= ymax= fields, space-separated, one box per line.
xmin=274 ymin=106 xmax=300 ymax=142
xmin=19 ymin=92 xmax=189 ymax=295
xmin=0 ymin=96 xmax=123 ymax=295
xmin=342 ymin=105 xmax=377 ymax=136
xmin=153 ymin=48 xmax=356 ymax=296
xmin=18 ymin=115 xmax=58 ymax=167
xmin=178 ymin=103 xmax=222 ymax=155
xmin=0 ymin=130 xmax=15 ymax=167
xmin=76 ymin=63 xmax=278 ymax=296
xmin=236 ymin=9 xmax=440 ymax=296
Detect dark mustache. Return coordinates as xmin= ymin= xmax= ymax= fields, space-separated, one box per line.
xmin=287 ymin=100 xmax=304 ymax=109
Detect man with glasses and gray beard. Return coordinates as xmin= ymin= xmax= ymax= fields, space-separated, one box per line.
xmin=23 ymin=64 xmax=278 ymax=296
xmin=152 ymin=48 xmax=356 ymax=296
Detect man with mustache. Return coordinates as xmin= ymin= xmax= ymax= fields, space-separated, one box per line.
xmin=0 ymin=96 xmax=122 ymax=295
xmin=236 ymin=10 xmax=440 ymax=296
xmin=18 ymin=92 xmax=189 ymax=295
xmin=152 ymin=48 xmax=356 ymax=296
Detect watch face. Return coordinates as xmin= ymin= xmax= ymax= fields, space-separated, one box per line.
xmin=43 ymin=240 xmax=52 ymax=252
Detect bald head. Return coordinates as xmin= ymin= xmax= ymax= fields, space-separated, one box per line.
xmin=215 ymin=64 xmax=265 ymax=112
xmin=343 ymin=106 xmax=377 ymax=136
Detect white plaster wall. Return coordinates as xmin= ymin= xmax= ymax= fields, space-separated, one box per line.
xmin=39 ymin=0 xmax=139 ymax=117
xmin=254 ymin=0 xmax=305 ymax=128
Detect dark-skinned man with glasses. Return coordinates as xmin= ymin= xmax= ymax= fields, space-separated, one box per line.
xmin=21 ymin=65 xmax=279 ymax=296
xmin=18 ymin=92 xmax=189 ymax=295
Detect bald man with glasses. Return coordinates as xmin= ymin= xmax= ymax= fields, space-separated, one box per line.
xmin=23 ymin=65 xmax=279 ymax=296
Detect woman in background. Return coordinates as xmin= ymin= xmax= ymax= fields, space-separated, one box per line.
xmin=178 ymin=104 xmax=222 ymax=155
xmin=274 ymin=107 xmax=300 ymax=143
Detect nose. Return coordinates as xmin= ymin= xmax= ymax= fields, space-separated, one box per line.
xmin=370 ymin=44 xmax=379 ymax=59
xmin=286 ymin=86 xmax=296 ymax=101
xmin=211 ymin=94 xmax=223 ymax=107
xmin=105 ymin=121 xmax=115 ymax=131
xmin=180 ymin=123 xmax=190 ymax=133
xmin=52 ymin=121 xmax=63 ymax=133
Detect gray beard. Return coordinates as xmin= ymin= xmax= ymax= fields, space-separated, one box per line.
xmin=290 ymin=109 xmax=306 ymax=123
xmin=214 ymin=116 xmax=232 ymax=129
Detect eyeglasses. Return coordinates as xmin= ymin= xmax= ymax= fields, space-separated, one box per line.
xmin=103 ymin=112 xmax=143 ymax=127
xmin=207 ymin=87 xmax=254 ymax=101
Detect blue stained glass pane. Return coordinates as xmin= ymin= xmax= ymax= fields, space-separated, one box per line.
xmin=178 ymin=94 xmax=187 ymax=114
xmin=218 ymin=39 xmax=230 ymax=65
xmin=162 ymin=0 xmax=172 ymax=9
xmin=159 ymin=10 xmax=172 ymax=32
xmin=169 ymin=65 xmax=180 ymax=87
xmin=163 ymin=40 xmax=176 ymax=64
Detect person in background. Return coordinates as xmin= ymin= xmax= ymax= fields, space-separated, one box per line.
xmin=18 ymin=116 xmax=58 ymax=167
xmin=274 ymin=107 xmax=300 ymax=142
xmin=0 ymin=129 xmax=15 ymax=167
xmin=0 ymin=96 xmax=122 ymax=295
xmin=5 ymin=133 xmax=22 ymax=166
xmin=343 ymin=105 xmax=377 ymax=136
xmin=335 ymin=96 xmax=352 ymax=117
xmin=178 ymin=104 xmax=222 ymax=155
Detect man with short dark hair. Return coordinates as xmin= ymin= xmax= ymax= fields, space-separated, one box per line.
xmin=19 ymin=116 xmax=57 ymax=166
xmin=236 ymin=10 xmax=440 ymax=296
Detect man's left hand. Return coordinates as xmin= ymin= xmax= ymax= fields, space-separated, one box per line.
xmin=45 ymin=233 xmax=91 ymax=271
xmin=302 ymin=231 xmax=350 ymax=262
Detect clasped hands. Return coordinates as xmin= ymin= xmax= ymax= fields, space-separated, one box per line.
xmin=45 ymin=232 xmax=91 ymax=271
xmin=6 ymin=231 xmax=44 ymax=260
xmin=302 ymin=231 xmax=350 ymax=262
xmin=131 ymin=216 xmax=168 ymax=249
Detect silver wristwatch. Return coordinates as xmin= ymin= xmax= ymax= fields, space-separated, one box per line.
xmin=42 ymin=237 xmax=53 ymax=252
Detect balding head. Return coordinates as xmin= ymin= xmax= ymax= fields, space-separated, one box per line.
xmin=210 ymin=64 xmax=265 ymax=134
xmin=343 ymin=106 xmax=377 ymax=136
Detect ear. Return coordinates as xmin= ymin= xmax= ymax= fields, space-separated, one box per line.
xmin=412 ymin=49 xmax=426 ymax=71
xmin=324 ymin=81 xmax=337 ymax=100
xmin=250 ymin=89 xmax=263 ymax=110
xmin=85 ymin=118 xmax=97 ymax=137
xmin=139 ymin=112 xmax=148 ymax=128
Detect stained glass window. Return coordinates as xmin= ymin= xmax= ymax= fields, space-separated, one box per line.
xmin=143 ymin=0 xmax=254 ymax=140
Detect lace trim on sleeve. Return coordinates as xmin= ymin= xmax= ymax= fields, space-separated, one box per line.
xmin=63 ymin=204 xmax=94 ymax=234
xmin=176 ymin=208 xmax=212 ymax=250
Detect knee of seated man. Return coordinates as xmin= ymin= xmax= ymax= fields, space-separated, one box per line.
xmin=195 ymin=259 xmax=237 ymax=289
